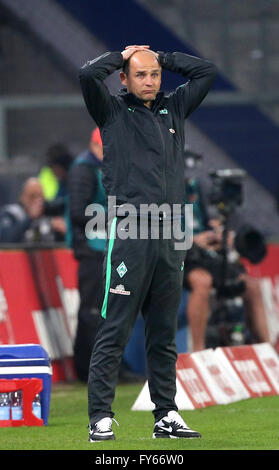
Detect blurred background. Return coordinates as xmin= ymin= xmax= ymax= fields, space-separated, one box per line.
xmin=0 ymin=0 xmax=279 ymax=382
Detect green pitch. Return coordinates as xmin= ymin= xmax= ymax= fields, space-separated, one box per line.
xmin=0 ymin=382 xmax=278 ymax=451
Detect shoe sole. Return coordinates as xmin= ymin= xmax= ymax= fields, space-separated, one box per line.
xmin=89 ymin=435 xmax=115 ymax=442
xmin=152 ymin=432 xmax=201 ymax=439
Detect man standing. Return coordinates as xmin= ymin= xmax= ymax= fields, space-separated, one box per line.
xmin=79 ymin=45 xmax=217 ymax=441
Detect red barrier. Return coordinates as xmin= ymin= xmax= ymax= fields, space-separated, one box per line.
xmin=0 ymin=244 xmax=278 ymax=383
xmin=0 ymin=251 xmax=44 ymax=345
xmin=241 ymin=244 xmax=279 ymax=351
xmin=176 ymin=353 xmax=216 ymax=408
xmin=190 ymin=348 xmax=250 ymax=404
xmin=0 ymin=248 xmax=78 ymax=382
xmin=216 ymin=345 xmax=277 ymax=397
xmin=132 ymin=343 xmax=279 ymax=411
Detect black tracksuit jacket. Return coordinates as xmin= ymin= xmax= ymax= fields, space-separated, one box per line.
xmin=79 ymin=51 xmax=217 ymax=211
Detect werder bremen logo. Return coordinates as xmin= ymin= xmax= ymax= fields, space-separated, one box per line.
xmin=116 ymin=262 xmax=128 ymax=278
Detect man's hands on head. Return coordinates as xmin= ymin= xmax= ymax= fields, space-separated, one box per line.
xmin=121 ymin=45 xmax=158 ymax=61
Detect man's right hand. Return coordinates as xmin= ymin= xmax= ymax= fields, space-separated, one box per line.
xmin=194 ymin=230 xmax=222 ymax=251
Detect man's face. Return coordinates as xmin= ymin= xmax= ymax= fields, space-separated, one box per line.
xmin=120 ymin=51 xmax=162 ymax=105
xmin=19 ymin=178 xmax=44 ymax=219
xmin=21 ymin=180 xmax=44 ymax=209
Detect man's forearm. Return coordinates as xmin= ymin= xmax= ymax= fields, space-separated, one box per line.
xmin=159 ymin=51 xmax=217 ymax=118
xmin=79 ymin=52 xmax=123 ymax=126
xmin=79 ymin=51 xmax=123 ymax=82
xmin=157 ymin=51 xmax=217 ymax=80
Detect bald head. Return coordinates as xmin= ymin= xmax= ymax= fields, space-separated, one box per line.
xmin=20 ymin=178 xmax=44 ymax=218
xmin=120 ymin=50 xmax=162 ymax=107
xmin=123 ymin=49 xmax=160 ymax=75
xmin=21 ymin=178 xmax=43 ymax=197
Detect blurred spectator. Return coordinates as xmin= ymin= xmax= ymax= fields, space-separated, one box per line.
xmin=66 ymin=128 xmax=106 ymax=381
xmin=0 ymin=177 xmax=66 ymax=243
xmin=183 ymin=176 xmax=270 ymax=351
xmin=39 ymin=143 xmax=74 ymax=202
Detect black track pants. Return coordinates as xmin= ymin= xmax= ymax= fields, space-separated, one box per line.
xmin=88 ymin=217 xmax=186 ymax=424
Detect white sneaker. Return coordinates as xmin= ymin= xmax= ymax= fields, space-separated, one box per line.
xmin=88 ymin=417 xmax=118 ymax=442
xmin=152 ymin=410 xmax=201 ymax=439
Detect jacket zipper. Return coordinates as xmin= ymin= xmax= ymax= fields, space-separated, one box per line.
xmin=137 ymin=104 xmax=167 ymax=202
xmin=150 ymin=111 xmax=167 ymax=202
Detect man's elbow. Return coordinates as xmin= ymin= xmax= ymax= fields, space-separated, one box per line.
xmin=79 ymin=62 xmax=91 ymax=82
xmin=207 ymin=61 xmax=218 ymax=79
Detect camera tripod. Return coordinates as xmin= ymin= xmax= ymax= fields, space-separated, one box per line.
xmin=205 ymin=204 xmax=248 ymax=348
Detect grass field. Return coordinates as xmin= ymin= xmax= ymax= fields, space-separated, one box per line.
xmin=0 ymin=381 xmax=279 ymax=452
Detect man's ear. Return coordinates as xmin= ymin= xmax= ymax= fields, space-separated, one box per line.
xmin=120 ymin=71 xmax=127 ymax=86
